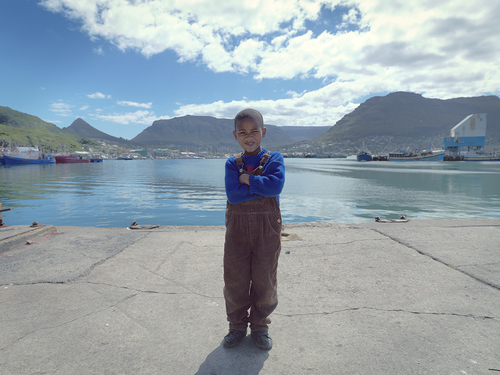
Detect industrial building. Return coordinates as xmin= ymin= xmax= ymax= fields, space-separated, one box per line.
xmin=443 ymin=114 xmax=486 ymax=161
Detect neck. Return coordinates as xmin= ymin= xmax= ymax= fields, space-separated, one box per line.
xmin=243 ymin=147 xmax=262 ymax=156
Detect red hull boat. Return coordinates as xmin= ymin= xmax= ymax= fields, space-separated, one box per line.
xmin=55 ymin=155 xmax=90 ymax=163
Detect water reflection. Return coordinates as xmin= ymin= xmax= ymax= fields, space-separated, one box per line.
xmin=281 ymin=159 xmax=500 ymax=222
xmin=1 ymin=159 xmax=499 ymax=227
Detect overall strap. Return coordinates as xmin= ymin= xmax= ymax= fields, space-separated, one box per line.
xmin=235 ymin=153 xmax=244 ymax=167
xmin=234 ymin=151 xmax=271 ymax=175
xmin=259 ymin=151 xmax=271 ymax=165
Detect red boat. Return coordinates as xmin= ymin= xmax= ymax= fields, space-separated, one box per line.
xmin=55 ymin=154 xmax=90 ymax=163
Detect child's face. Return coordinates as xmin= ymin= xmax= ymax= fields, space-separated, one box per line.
xmin=233 ymin=119 xmax=266 ymax=156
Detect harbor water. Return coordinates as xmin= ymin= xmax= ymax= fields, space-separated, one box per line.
xmin=1 ymin=158 xmax=499 ymax=227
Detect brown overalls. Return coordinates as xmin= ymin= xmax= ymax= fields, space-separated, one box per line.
xmin=223 ymin=152 xmax=282 ymax=332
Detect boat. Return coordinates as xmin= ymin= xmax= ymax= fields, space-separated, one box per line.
xmin=462 ymin=152 xmax=500 ymax=161
xmin=55 ymin=152 xmax=91 ymax=163
xmin=3 ymin=153 xmax=56 ymax=164
xmin=55 ymin=155 xmax=90 ymax=163
xmin=357 ymin=151 xmax=373 ymax=162
xmin=117 ymin=155 xmax=134 ymax=160
xmin=356 ymin=141 xmax=373 ymax=161
xmin=388 ymin=149 xmax=444 ymax=161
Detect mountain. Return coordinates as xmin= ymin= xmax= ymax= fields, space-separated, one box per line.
xmin=62 ymin=118 xmax=131 ymax=145
xmin=132 ymin=115 xmax=296 ymax=151
xmin=5 ymin=92 xmax=500 ymax=154
xmin=280 ymin=126 xmax=331 ymax=142
xmin=0 ymin=106 xmax=93 ymax=152
xmin=317 ymin=92 xmax=500 ymax=142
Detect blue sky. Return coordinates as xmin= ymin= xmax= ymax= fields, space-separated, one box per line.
xmin=1 ymin=0 xmax=499 ymax=140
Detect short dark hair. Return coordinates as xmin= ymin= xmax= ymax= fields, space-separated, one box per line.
xmin=234 ymin=108 xmax=264 ymax=130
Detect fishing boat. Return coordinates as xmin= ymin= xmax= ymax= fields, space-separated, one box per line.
xmin=3 ymin=154 xmax=56 ymax=164
xmin=356 ymin=141 xmax=372 ymax=161
xmin=388 ymin=149 xmax=444 ymax=161
xmin=356 ymin=151 xmax=373 ymax=162
xmin=117 ymin=155 xmax=134 ymax=160
xmin=55 ymin=152 xmax=91 ymax=163
xmin=462 ymin=152 xmax=500 ymax=161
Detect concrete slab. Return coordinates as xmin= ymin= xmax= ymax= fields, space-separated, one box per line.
xmin=363 ymin=218 xmax=500 ymax=289
xmin=0 ymin=225 xmax=57 ymax=255
xmin=1 ymin=220 xmax=499 ymax=374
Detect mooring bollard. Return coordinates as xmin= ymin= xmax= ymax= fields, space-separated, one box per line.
xmin=0 ymin=203 xmax=13 ymax=227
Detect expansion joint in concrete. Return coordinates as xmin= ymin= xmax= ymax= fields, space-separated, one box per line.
xmin=369 ymin=228 xmax=500 ymax=293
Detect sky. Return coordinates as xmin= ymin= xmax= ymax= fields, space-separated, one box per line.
xmin=1 ymin=0 xmax=499 ymax=140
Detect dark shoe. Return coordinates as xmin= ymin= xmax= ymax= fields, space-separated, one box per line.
xmin=251 ymin=330 xmax=272 ymax=350
xmin=223 ymin=329 xmax=246 ymax=348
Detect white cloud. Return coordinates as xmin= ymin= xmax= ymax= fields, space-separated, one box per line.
xmin=50 ymin=101 xmax=73 ymax=116
xmin=93 ymin=46 xmax=104 ymax=55
xmin=40 ymin=1 xmax=500 ymax=83
xmin=41 ymin=0 xmax=500 ymax=128
xmin=117 ymin=101 xmax=153 ymax=109
xmin=174 ymin=82 xmax=360 ymax=127
xmin=92 ymin=110 xmax=166 ymax=125
xmin=87 ymin=92 xmax=111 ymax=99
xmin=79 ymin=105 xmax=90 ymax=110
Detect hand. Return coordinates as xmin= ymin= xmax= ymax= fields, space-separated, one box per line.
xmin=239 ymin=173 xmax=250 ymax=185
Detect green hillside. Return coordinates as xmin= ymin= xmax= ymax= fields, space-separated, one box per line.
xmin=63 ymin=118 xmax=131 ymax=145
xmin=0 ymin=106 xmax=96 ymax=152
xmin=317 ymin=92 xmax=500 ymax=142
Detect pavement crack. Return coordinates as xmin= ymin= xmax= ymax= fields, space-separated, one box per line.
xmin=139 ymin=264 xmax=220 ymax=299
xmin=83 ymin=281 xmax=164 ymax=294
xmin=74 ymin=234 xmax=150 ymax=281
xmin=366 ymin=307 xmax=497 ymax=320
xmin=83 ymin=280 xmax=204 ymax=296
xmin=277 ymin=306 xmax=497 ymax=321
xmin=0 ymin=233 xmax=153 ymax=287
xmin=0 ymin=294 xmax=138 ymax=352
xmin=153 ymin=240 xmax=194 ymax=273
xmin=83 ymin=278 xmax=222 ymax=300
xmin=369 ymin=228 xmax=500 ymax=292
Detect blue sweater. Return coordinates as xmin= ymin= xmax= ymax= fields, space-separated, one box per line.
xmin=225 ymin=149 xmax=285 ymax=205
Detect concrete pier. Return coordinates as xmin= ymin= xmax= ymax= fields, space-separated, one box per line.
xmin=1 ymin=219 xmax=499 ymax=374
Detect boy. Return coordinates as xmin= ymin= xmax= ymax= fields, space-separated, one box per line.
xmin=222 ymin=108 xmax=285 ymax=350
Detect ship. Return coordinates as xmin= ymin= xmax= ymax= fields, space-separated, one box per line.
xmin=2 ymin=145 xmax=56 ymax=164
xmin=55 ymin=151 xmax=92 ymax=163
xmin=388 ymin=149 xmax=444 ymax=161
xmin=3 ymin=153 xmax=56 ymax=164
xmin=462 ymin=152 xmax=500 ymax=161
xmin=356 ymin=141 xmax=372 ymax=161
